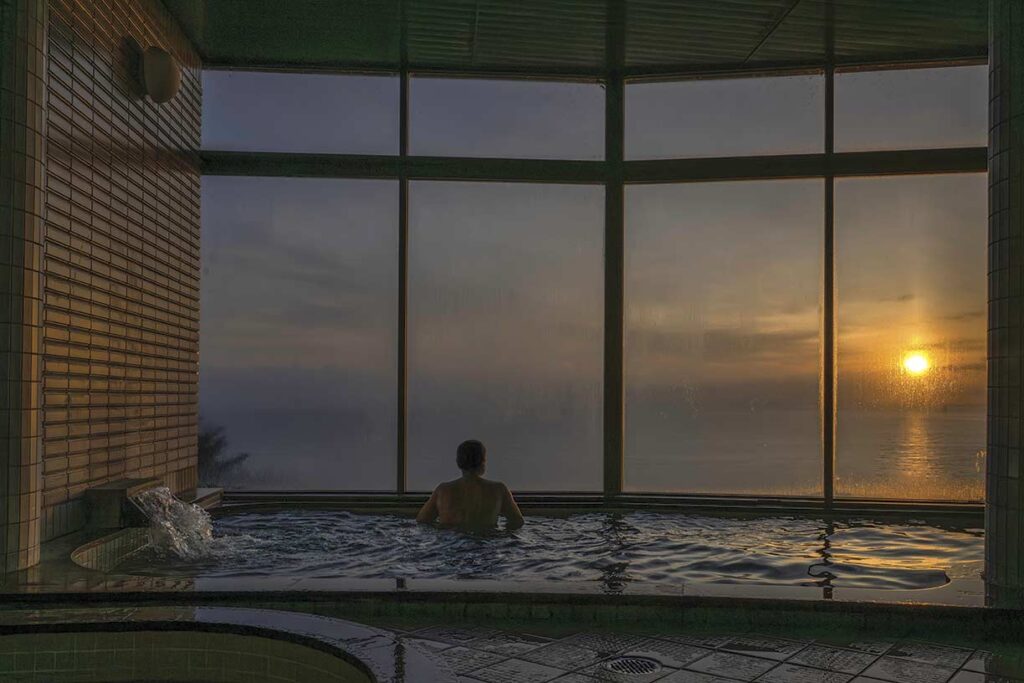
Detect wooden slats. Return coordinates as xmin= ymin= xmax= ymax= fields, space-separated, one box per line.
xmin=166 ymin=0 xmax=987 ymax=75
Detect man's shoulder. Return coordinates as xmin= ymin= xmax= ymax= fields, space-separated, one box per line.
xmin=482 ymin=478 xmax=510 ymax=492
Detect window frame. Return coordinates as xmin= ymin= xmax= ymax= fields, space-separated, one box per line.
xmin=199 ymin=58 xmax=988 ymax=504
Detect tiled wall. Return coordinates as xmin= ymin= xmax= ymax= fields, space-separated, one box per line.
xmin=987 ymin=0 xmax=1024 ymax=607
xmin=40 ymin=0 xmax=201 ymax=541
xmin=69 ymin=527 xmax=149 ymax=572
xmin=0 ymin=0 xmax=47 ymax=573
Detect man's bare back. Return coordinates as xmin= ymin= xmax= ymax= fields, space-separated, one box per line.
xmin=416 ymin=440 xmax=524 ymax=531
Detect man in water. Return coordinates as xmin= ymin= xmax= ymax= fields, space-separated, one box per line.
xmin=416 ymin=440 xmax=524 ymax=531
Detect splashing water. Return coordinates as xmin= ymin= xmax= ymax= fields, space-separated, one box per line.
xmin=130 ymin=486 xmax=213 ymax=561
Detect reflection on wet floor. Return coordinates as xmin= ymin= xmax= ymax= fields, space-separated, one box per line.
xmin=398 ymin=623 xmax=1024 ymax=683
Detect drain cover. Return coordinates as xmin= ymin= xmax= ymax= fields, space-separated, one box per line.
xmin=603 ymin=656 xmax=662 ymax=676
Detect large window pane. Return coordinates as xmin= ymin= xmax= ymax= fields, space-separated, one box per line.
xmin=836 ymin=174 xmax=987 ymax=501
xmin=835 ymin=65 xmax=987 ymax=152
xmin=202 ymin=71 xmax=399 ymax=154
xmin=200 ymin=177 xmax=398 ymax=489
xmin=410 ymin=78 xmax=604 ymax=159
xmin=408 ymin=182 xmax=603 ymax=491
xmin=626 ymin=180 xmax=823 ymax=495
xmin=626 ymin=74 xmax=825 ymax=159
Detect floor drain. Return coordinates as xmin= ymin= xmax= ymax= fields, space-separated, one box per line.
xmin=603 ymin=656 xmax=662 ymax=676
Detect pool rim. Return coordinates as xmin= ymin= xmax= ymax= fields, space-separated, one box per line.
xmin=214 ymin=490 xmax=985 ymax=523
xmin=0 ymin=605 xmax=456 ymax=683
xmin=0 ymin=622 xmax=376 ymax=682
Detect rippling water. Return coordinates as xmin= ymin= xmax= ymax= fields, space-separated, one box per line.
xmin=119 ymin=510 xmax=983 ymax=591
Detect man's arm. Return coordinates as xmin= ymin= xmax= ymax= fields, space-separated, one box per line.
xmin=501 ymin=484 xmax=524 ymax=530
xmin=416 ymin=489 xmax=439 ymax=524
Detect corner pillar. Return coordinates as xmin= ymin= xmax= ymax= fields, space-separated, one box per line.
xmin=0 ymin=0 xmax=46 ymax=573
xmin=987 ymin=0 xmax=1024 ymax=607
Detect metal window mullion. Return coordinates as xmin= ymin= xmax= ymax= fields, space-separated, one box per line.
xmin=201 ymin=149 xmax=985 ymax=182
xmin=603 ymin=0 xmax=626 ymax=497
xmin=824 ymin=172 xmax=836 ymax=507
xmin=823 ymin=7 xmax=837 ymax=507
xmin=397 ymin=59 xmax=410 ymax=494
xmin=604 ymin=124 xmax=625 ymax=498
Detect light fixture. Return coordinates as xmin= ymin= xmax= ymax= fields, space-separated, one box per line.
xmin=141 ymin=46 xmax=180 ymax=104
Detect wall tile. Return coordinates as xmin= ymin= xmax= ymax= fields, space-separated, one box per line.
xmin=0 ymin=0 xmax=47 ymax=572
xmin=988 ymin=0 xmax=1024 ymax=607
xmin=39 ymin=0 xmax=201 ymax=542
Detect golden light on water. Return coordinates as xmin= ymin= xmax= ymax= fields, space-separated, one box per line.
xmin=903 ymin=352 xmax=930 ymax=376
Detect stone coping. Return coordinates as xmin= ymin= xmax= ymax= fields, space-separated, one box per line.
xmin=70 ymin=528 xmax=149 ymax=573
xmin=2 ymin=588 xmax=1023 ymax=646
xmin=69 ymin=489 xmax=225 ymax=573
xmin=0 ymin=605 xmax=455 ymax=683
xmin=213 ymin=495 xmax=985 ymax=523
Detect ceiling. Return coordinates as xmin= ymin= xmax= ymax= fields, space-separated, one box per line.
xmin=161 ymin=0 xmax=987 ymax=77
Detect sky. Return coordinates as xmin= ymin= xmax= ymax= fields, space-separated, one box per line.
xmin=199 ymin=65 xmax=989 ymax=497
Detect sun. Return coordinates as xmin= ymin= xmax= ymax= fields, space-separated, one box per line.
xmin=903 ymin=352 xmax=930 ymax=376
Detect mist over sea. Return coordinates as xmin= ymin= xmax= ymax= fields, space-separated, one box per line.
xmin=204 ymin=405 xmax=985 ymax=502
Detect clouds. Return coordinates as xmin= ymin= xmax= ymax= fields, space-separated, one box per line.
xmin=627 ymin=324 xmax=818 ymax=377
xmin=203 ymin=71 xmax=399 ymax=155
xmin=941 ymin=311 xmax=985 ymax=322
xmin=201 ymin=177 xmax=398 ymax=371
xmin=407 ymin=182 xmax=604 ymax=382
xmin=200 ymin=172 xmax=988 ymax=453
xmin=700 ymin=328 xmax=818 ymax=359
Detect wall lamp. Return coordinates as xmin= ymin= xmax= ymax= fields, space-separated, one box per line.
xmin=141 ymin=46 xmax=180 ymax=104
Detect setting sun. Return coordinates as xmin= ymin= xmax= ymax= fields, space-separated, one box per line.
xmin=903 ymin=352 xmax=930 ymax=376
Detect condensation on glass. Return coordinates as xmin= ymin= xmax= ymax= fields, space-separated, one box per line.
xmin=835 ymin=174 xmax=987 ymax=502
xmin=200 ymin=177 xmax=398 ymax=489
xmin=625 ymin=74 xmax=825 ymax=159
xmin=202 ymin=70 xmax=400 ymax=154
xmin=624 ymin=180 xmax=824 ymax=495
xmin=407 ymin=182 xmax=604 ymax=491
xmin=835 ymin=65 xmax=987 ymax=152
xmin=410 ymin=78 xmax=605 ymax=160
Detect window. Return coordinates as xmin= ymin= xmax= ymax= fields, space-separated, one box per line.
xmin=200 ymin=177 xmax=398 ymax=489
xmin=202 ymin=71 xmax=399 ymax=154
xmin=197 ymin=63 xmax=989 ymax=500
xmin=410 ymin=78 xmax=604 ymax=159
xmin=625 ymin=180 xmax=824 ymax=494
xmin=626 ymin=74 xmax=825 ymax=159
xmin=835 ymin=65 xmax=987 ymax=152
xmin=835 ymin=174 xmax=987 ymax=501
xmin=407 ymin=182 xmax=604 ymax=491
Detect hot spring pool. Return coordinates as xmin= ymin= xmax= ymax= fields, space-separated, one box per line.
xmin=0 ymin=630 xmax=372 ymax=683
xmin=117 ymin=509 xmax=983 ymax=592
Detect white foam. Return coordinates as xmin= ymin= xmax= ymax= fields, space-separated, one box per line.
xmin=131 ymin=486 xmax=213 ymax=561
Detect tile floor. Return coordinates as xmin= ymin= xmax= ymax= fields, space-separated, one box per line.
xmin=396 ymin=626 xmax=1024 ymax=683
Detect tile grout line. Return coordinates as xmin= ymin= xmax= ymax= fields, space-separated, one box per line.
xmin=414 ymin=626 xmax=1002 ymax=683
xmin=456 ymin=629 xmax=792 ymax=683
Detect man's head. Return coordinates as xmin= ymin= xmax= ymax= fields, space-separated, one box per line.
xmin=456 ymin=439 xmax=486 ymax=475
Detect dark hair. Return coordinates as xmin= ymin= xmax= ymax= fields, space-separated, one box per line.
xmin=456 ymin=440 xmax=486 ymax=471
